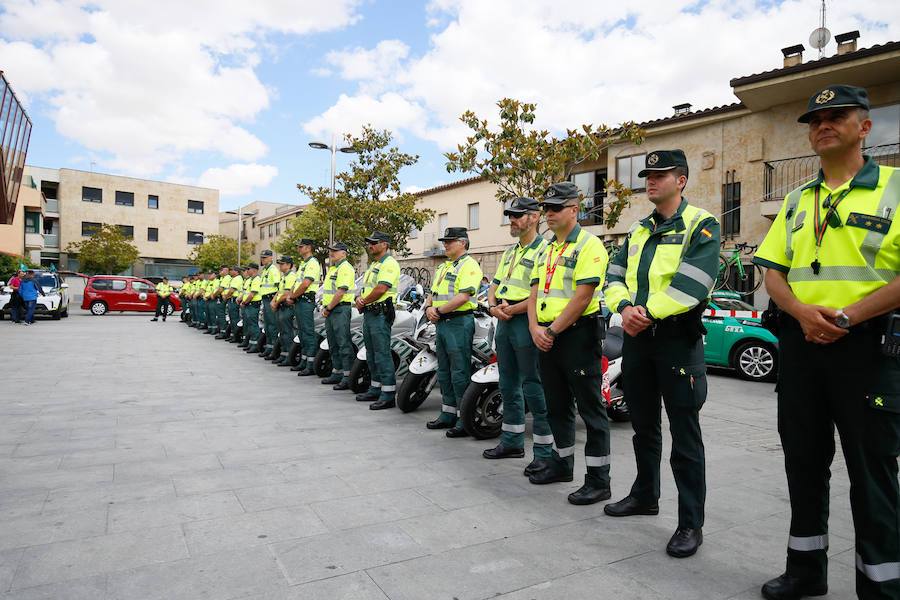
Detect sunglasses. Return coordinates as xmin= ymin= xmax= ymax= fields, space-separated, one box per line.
xmin=541 ymin=203 xmax=577 ymax=213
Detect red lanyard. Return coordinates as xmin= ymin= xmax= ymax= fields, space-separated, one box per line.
xmin=543 ymin=242 xmax=570 ymax=294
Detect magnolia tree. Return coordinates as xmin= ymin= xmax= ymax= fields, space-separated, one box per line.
xmin=278 ymin=126 xmax=434 ymax=261
xmin=444 ymin=98 xmax=645 ymax=229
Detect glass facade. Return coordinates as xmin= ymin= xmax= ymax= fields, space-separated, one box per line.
xmin=0 ymin=73 xmax=33 ymax=225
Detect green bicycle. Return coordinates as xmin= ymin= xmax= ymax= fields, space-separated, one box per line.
xmin=715 ymin=242 xmax=763 ymax=295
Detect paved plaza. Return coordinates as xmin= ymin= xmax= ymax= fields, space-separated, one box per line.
xmin=0 ymin=311 xmax=859 ymax=599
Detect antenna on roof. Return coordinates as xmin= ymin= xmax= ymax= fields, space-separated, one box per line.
xmin=809 ymin=0 xmax=831 ymax=58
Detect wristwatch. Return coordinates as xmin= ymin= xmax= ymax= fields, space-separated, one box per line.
xmin=835 ymin=309 xmax=851 ymax=329
xmin=546 ymin=326 xmax=558 ymax=338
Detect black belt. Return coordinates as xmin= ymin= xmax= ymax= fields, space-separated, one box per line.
xmin=261 ymin=292 xmax=276 ymax=298
xmin=539 ymin=313 xmax=600 ymax=328
xmin=248 ymin=300 xmax=260 ymax=307
xmin=363 ymin=299 xmax=393 ymax=313
xmin=439 ymin=309 xmax=473 ymax=320
xmin=298 ymin=292 xmax=316 ymax=302
xmin=330 ymin=302 xmax=351 ymax=308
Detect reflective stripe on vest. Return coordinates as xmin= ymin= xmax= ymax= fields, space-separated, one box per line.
xmin=433 ymin=258 xmax=473 ymax=302
xmin=496 ymin=239 xmax=545 ymax=300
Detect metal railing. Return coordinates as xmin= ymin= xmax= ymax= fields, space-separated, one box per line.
xmin=45 ymin=198 xmax=59 ymax=213
xmin=43 ymin=233 xmax=59 ymax=248
xmin=764 ymin=143 xmax=899 ymax=202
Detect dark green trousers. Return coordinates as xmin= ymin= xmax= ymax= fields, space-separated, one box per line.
xmin=227 ymin=300 xmax=240 ymax=335
xmin=197 ymin=299 xmax=208 ymax=327
xmin=362 ymin=311 xmax=396 ymax=400
xmin=216 ymin=299 xmax=228 ymax=333
xmin=325 ymin=305 xmax=353 ymax=380
xmin=435 ymin=314 xmax=475 ymax=426
xmin=622 ymin=330 xmax=707 ymax=529
xmin=294 ymin=299 xmax=317 ymax=369
xmin=496 ymin=313 xmax=552 ymax=458
xmin=277 ymin=304 xmax=295 ymax=352
xmin=777 ymin=317 xmax=899 ymax=599
xmin=261 ymin=295 xmax=277 ymax=350
xmin=243 ymin=302 xmax=260 ymax=344
xmin=539 ymin=315 xmax=609 ymax=486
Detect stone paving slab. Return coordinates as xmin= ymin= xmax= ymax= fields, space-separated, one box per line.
xmin=0 ymin=313 xmax=861 ymax=599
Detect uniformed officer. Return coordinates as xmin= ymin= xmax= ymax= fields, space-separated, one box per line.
xmin=603 ymin=150 xmax=719 ymax=559
xmin=225 ymin=266 xmax=243 ymax=342
xmin=321 ymin=242 xmax=356 ymax=390
xmin=151 ymin=277 xmax=172 ymax=322
xmin=484 ymin=197 xmax=554 ymax=473
xmin=425 ymin=227 xmax=484 ymax=436
xmin=239 ymin=263 xmax=262 ymax=352
xmin=192 ymin=273 xmax=207 ymax=329
xmin=752 ymin=85 xmax=900 ymax=600
xmin=214 ymin=266 xmax=232 ymax=339
xmin=258 ymin=249 xmax=282 ymax=357
xmin=355 ymin=231 xmax=402 ymax=410
xmin=526 ymin=182 xmax=610 ymax=503
xmin=187 ymin=274 xmax=200 ymax=327
xmin=179 ymin=276 xmax=191 ymax=324
xmin=203 ymin=272 xmax=218 ymax=333
xmin=271 ymin=256 xmax=297 ymax=365
xmin=237 ymin=266 xmax=254 ymax=348
xmin=290 ymin=239 xmax=323 ymax=376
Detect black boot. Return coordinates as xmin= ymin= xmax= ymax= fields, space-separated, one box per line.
xmin=369 ymin=399 xmax=395 ymax=410
xmin=567 ymin=480 xmax=611 ymax=505
xmin=528 ymin=463 xmax=573 ymax=485
xmin=760 ymin=574 xmax=828 ymax=600
xmin=445 ymin=426 xmax=469 ymax=438
xmin=482 ymin=444 xmax=525 ymax=459
xmin=603 ymin=496 xmax=659 ymax=517
xmin=665 ymin=528 xmax=703 ymax=558
xmin=523 ymin=459 xmax=550 ymax=477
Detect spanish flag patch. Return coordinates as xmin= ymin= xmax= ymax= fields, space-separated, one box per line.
xmin=700 ymin=228 xmax=712 ymax=238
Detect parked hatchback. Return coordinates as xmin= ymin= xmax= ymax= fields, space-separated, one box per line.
xmin=702 ymin=291 xmax=778 ymax=382
xmin=0 ymin=271 xmax=70 ymax=320
xmin=82 ymin=275 xmax=181 ymax=316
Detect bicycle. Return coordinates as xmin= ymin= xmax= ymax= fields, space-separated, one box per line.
xmin=715 ymin=242 xmax=763 ymax=295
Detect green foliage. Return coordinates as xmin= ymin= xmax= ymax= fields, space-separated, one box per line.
xmin=65 ymin=224 xmax=139 ymax=275
xmin=0 ymin=252 xmax=38 ymax=279
xmin=288 ymin=126 xmax=434 ymax=260
xmin=189 ymin=235 xmax=256 ymax=272
xmin=444 ymin=98 xmax=645 ymax=228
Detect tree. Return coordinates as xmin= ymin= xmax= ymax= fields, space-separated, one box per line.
xmin=65 ymin=224 xmax=139 ymax=275
xmin=189 ymin=235 xmax=256 ymax=272
xmin=280 ymin=126 xmax=434 ymax=261
xmin=444 ymin=98 xmax=645 ymax=228
xmin=0 ymin=252 xmax=38 ymax=278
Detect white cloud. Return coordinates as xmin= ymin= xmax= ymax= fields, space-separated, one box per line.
xmin=0 ymin=0 xmax=361 ymax=176
xmin=302 ymin=92 xmax=430 ymax=141
xmin=306 ymin=0 xmax=900 ymax=150
xmin=197 ymin=163 xmax=279 ymax=196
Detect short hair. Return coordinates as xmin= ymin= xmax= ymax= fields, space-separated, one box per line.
xmin=671 ymin=166 xmax=689 ymax=191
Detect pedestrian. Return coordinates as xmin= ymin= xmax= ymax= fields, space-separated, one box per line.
xmin=239 ymin=264 xmax=262 ymax=352
xmin=483 ymin=197 xmax=554 ymax=475
xmin=291 ymin=239 xmax=322 ymax=376
xmin=355 ymin=231 xmax=402 ymax=410
xmin=258 ymin=250 xmax=282 ymax=357
xmin=17 ymin=270 xmax=45 ymax=325
xmin=151 ymin=276 xmax=172 ymax=322
xmin=7 ymin=269 xmax=23 ymax=323
xmin=526 ymin=182 xmax=610 ymax=504
xmin=603 ymin=149 xmax=720 ymax=559
xmin=271 ymin=256 xmax=297 ymax=365
xmin=225 ymin=266 xmax=243 ymax=342
xmin=320 ymin=242 xmax=356 ymax=390
xmin=752 ymin=85 xmax=900 ymax=600
xmin=214 ymin=266 xmax=231 ymax=338
xmin=425 ymin=227 xmax=484 ymax=436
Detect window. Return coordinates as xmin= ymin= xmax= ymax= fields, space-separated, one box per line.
xmin=438 ymin=213 xmax=448 ymax=234
xmin=81 ymin=221 xmax=101 ymax=237
xmin=260 ymin=227 xmax=266 ymax=239
xmin=501 ymin=199 xmax=513 ymax=225
xmin=722 ymin=171 xmax=741 ymax=238
xmin=115 ymin=191 xmax=134 ymax=206
xmin=187 ymin=200 xmax=204 ymax=214
xmin=409 ymin=225 xmax=419 ymax=239
xmin=82 ymin=186 xmax=102 ymax=203
xmin=111 ymin=279 xmax=127 ymax=291
xmin=865 ymin=103 xmax=900 ymax=149
xmin=570 ymin=170 xmax=607 ymax=225
xmin=117 ymin=225 xmax=134 ymax=239
xmin=275 ymin=221 xmax=281 ymax=236
xmin=148 ymin=227 xmax=159 ymax=242
xmin=615 ymin=154 xmax=646 ymax=191
xmin=91 ymin=279 xmax=112 ymax=291
xmin=24 ymin=211 xmax=40 ymax=234
xmin=187 ymin=231 xmax=204 ymax=245
xmin=268 ymin=224 xmax=273 ymax=237
xmin=467 ymin=203 xmax=480 ymax=230
xmin=132 ymin=281 xmax=153 ymax=293
xmin=148 ymin=195 xmax=159 ymax=209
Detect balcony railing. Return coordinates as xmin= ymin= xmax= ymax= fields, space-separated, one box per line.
xmin=423 ymin=232 xmax=445 ymax=257
xmin=45 ymin=198 xmax=59 ymax=213
xmin=43 ymin=233 xmax=59 ymax=248
xmin=764 ymin=143 xmax=899 ymax=203
xmin=24 ymin=232 xmax=44 ymax=249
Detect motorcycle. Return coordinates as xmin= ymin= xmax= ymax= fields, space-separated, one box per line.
xmin=347 ymin=282 xmax=426 ymax=393
xmin=458 ymin=316 xmax=628 ymax=440
xmin=395 ymin=301 xmax=495 ymax=414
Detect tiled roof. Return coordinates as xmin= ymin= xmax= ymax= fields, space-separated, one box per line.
xmin=637 ymin=103 xmax=746 ymax=129
xmin=730 ymin=40 xmax=900 ymax=87
xmin=413 ymin=176 xmax=485 ymax=197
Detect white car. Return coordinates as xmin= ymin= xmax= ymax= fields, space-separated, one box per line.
xmin=0 ymin=271 xmax=70 ymax=320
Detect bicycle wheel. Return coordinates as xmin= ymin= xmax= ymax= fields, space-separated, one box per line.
xmin=715 ymin=256 xmax=730 ymax=291
xmin=728 ymin=262 xmax=764 ymax=295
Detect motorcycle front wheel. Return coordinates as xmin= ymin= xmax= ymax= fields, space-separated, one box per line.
xmin=459 ymin=382 xmax=503 ymax=439
xmin=396 ymin=371 xmax=436 ymax=413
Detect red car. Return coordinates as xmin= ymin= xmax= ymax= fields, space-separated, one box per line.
xmin=82 ymin=275 xmax=182 ymax=316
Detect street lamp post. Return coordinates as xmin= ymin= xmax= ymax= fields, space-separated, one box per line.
xmin=236 ymin=205 xmax=244 ymax=267
xmin=308 ymin=133 xmax=358 ymax=246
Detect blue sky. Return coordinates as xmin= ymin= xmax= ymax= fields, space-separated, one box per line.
xmin=2 ymin=0 xmax=898 ymax=211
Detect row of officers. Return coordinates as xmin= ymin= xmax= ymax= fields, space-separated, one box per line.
xmin=177 ymin=85 xmax=898 ymax=600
